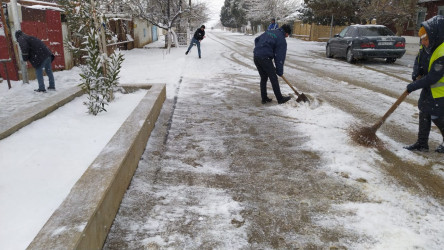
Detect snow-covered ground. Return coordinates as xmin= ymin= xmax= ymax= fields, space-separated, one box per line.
xmin=1 ymin=30 xmax=444 ymax=249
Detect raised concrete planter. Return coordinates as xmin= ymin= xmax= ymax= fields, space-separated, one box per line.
xmin=0 ymin=86 xmax=84 ymax=140
xmin=27 ymin=83 xmax=166 ymax=249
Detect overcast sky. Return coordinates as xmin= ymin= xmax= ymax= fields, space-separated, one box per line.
xmin=204 ymin=0 xmax=225 ymax=28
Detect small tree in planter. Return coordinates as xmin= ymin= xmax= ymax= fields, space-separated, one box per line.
xmin=79 ymin=27 xmax=124 ymax=116
xmin=59 ymin=0 xmax=93 ymax=65
xmin=60 ymin=0 xmax=124 ymax=115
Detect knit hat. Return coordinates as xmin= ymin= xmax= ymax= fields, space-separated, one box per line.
xmin=281 ymin=24 xmax=291 ymax=35
xmin=201 ymin=25 xmax=205 ymax=29
xmin=15 ymin=30 xmax=23 ymax=40
xmin=418 ymin=26 xmax=427 ymax=39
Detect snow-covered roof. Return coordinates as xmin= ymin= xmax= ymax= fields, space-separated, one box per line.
xmin=20 ymin=0 xmax=59 ymax=7
xmin=23 ymin=4 xmax=62 ymax=12
xmin=18 ymin=0 xmax=62 ymax=12
xmin=105 ymin=13 xmax=132 ymax=20
xmin=350 ymin=24 xmax=387 ymax=27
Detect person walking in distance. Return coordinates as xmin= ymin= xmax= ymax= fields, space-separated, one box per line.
xmin=268 ymin=18 xmax=279 ymax=30
xmin=15 ymin=30 xmax=55 ymax=92
xmin=405 ymin=15 xmax=444 ymax=153
xmin=185 ymin=25 xmax=205 ymax=58
xmin=253 ymin=24 xmax=292 ymax=104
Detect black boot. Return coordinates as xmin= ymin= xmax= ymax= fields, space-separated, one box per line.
xmin=261 ymin=97 xmax=272 ymax=104
xmin=432 ymin=116 xmax=444 ymax=153
xmin=403 ymin=142 xmax=429 ymax=152
xmin=278 ymin=96 xmax=291 ymax=104
xmin=435 ymin=143 xmax=444 ymax=153
xmin=404 ymin=112 xmax=431 ymax=152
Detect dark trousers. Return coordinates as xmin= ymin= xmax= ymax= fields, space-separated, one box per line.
xmin=417 ymin=111 xmax=444 ymax=145
xmin=253 ymin=56 xmax=283 ymax=101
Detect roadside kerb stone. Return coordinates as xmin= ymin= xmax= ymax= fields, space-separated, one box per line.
xmin=27 ymin=83 xmax=166 ymax=249
xmin=0 ymin=86 xmax=84 ymax=140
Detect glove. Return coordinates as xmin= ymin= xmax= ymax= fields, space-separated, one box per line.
xmin=406 ymin=83 xmax=415 ymax=93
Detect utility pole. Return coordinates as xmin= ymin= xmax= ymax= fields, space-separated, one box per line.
xmin=0 ymin=0 xmax=14 ymax=88
xmin=188 ymin=0 xmax=191 ymax=44
xmin=10 ymin=0 xmax=28 ymax=83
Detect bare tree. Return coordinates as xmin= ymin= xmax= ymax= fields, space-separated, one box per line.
xmin=299 ymin=0 xmax=362 ymax=26
xmin=360 ymin=0 xmax=418 ymax=35
xmin=123 ymin=0 xmax=208 ymax=51
xmin=242 ymin=0 xmax=299 ymax=33
xmin=181 ymin=1 xmax=210 ymax=30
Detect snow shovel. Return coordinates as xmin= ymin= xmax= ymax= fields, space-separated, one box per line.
xmin=349 ymin=90 xmax=409 ymax=147
xmin=281 ymin=75 xmax=309 ymax=103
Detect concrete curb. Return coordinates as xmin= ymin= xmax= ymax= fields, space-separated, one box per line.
xmin=0 ymin=86 xmax=84 ymax=140
xmin=27 ymin=84 xmax=166 ymax=249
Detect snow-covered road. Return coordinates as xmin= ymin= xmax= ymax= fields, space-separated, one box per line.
xmin=103 ymin=30 xmax=444 ymax=249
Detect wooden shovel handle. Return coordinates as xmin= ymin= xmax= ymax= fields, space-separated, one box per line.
xmin=281 ymin=75 xmax=301 ymax=97
xmin=373 ymin=90 xmax=409 ymax=130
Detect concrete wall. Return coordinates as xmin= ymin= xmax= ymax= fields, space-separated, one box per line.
xmin=133 ymin=18 xmax=152 ymax=48
xmin=27 ymin=84 xmax=166 ymax=250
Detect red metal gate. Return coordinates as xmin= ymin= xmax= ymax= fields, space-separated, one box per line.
xmin=20 ymin=7 xmax=65 ymax=72
xmin=0 ymin=6 xmax=65 ymax=81
xmin=0 ymin=9 xmax=19 ymax=81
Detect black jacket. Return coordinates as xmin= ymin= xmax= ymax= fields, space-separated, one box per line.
xmin=412 ymin=46 xmax=429 ymax=81
xmin=412 ymin=46 xmax=433 ymax=113
xmin=193 ymin=28 xmax=205 ymax=41
xmin=407 ymin=15 xmax=444 ymax=117
xmin=15 ymin=30 xmax=53 ymax=68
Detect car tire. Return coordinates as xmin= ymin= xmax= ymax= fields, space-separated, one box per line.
xmin=346 ymin=48 xmax=355 ymax=64
xmin=386 ymin=58 xmax=396 ymax=64
xmin=326 ymin=44 xmax=333 ymax=58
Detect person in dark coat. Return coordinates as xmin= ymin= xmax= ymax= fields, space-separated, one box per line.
xmin=185 ymin=25 xmax=205 ymax=58
xmin=253 ymin=24 xmax=292 ymax=104
xmin=15 ymin=30 xmax=55 ymax=92
xmin=405 ymin=15 xmax=444 ymax=153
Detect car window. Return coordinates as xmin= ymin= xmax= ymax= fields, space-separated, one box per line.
xmin=358 ymin=26 xmax=395 ymax=36
xmin=339 ymin=27 xmax=349 ymax=37
xmin=345 ymin=27 xmax=357 ymax=37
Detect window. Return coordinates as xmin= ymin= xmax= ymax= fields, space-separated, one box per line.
xmin=416 ymin=8 xmax=427 ymax=30
xmin=339 ymin=27 xmax=349 ymax=37
xmin=345 ymin=27 xmax=357 ymax=37
xmin=359 ymin=27 xmax=395 ymax=37
xmin=438 ymin=6 xmax=444 ymax=16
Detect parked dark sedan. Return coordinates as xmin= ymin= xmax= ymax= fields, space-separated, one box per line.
xmin=326 ymin=25 xmax=406 ymax=63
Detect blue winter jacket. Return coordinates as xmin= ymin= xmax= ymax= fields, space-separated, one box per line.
xmin=253 ymin=28 xmax=287 ymax=76
xmin=267 ymin=23 xmax=279 ymax=30
xmin=407 ymin=15 xmax=444 ymax=117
